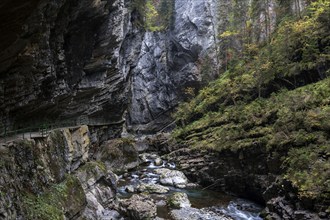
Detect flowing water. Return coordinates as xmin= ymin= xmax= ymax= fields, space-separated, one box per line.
xmin=118 ymin=154 xmax=263 ymax=220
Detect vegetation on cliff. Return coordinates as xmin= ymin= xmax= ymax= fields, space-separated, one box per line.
xmin=22 ymin=175 xmax=85 ymax=220
xmin=131 ymin=0 xmax=174 ymax=31
xmin=174 ymin=0 xmax=330 ymax=203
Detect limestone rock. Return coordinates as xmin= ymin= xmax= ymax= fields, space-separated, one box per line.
xmin=95 ymin=138 xmax=139 ymax=173
xmin=125 ymin=185 xmax=135 ymax=193
xmin=136 ymin=183 xmax=169 ymax=194
xmin=186 ymin=183 xmax=200 ymax=189
xmin=154 ymin=157 xmax=163 ymax=166
xmin=0 ymin=0 xmax=221 ymax=134
xmin=168 ymin=192 xmax=191 ymax=209
xmin=0 ymin=126 xmax=119 ymax=219
xmin=155 ymin=168 xmax=188 ymax=188
xmin=170 ymin=207 xmax=233 ymax=220
xmin=169 ymin=145 xmax=328 ymax=220
xmin=62 ymin=125 xmax=91 ymax=171
xmin=119 ymin=194 xmax=157 ymax=220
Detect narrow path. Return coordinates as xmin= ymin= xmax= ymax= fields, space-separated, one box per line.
xmin=0 ymin=119 xmax=125 ymax=145
xmin=0 ymin=125 xmax=81 ymax=144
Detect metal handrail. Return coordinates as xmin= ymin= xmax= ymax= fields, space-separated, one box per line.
xmin=0 ymin=119 xmax=126 ymax=142
xmin=0 ymin=120 xmax=77 ymax=141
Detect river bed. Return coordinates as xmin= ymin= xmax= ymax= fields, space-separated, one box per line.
xmin=117 ymin=153 xmax=263 ymax=220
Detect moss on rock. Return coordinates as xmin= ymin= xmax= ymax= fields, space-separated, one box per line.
xmin=22 ymin=175 xmax=86 ymax=220
xmin=96 ymin=138 xmax=139 ymax=173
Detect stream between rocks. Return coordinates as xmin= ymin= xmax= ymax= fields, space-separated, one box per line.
xmin=117 ymin=153 xmax=263 ymax=220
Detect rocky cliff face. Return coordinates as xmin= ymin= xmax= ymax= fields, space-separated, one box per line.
xmin=0 ymin=126 xmax=120 ymax=219
xmin=0 ymin=0 xmax=129 ymax=131
xmin=0 ymin=0 xmax=220 ymax=134
xmin=127 ymin=0 xmax=220 ymax=133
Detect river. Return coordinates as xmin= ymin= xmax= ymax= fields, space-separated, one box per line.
xmin=117 ymin=153 xmax=263 ymax=220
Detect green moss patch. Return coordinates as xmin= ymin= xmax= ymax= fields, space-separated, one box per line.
xmin=22 ymin=175 xmax=85 ymax=220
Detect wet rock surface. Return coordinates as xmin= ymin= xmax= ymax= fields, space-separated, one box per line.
xmin=117 ymin=152 xmax=263 ymax=220
xmin=170 ymin=207 xmax=233 ymax=220
xmin=95 ymin=138 xmax=139 ymax=173
xmin=168 ymin=192 xmax=191 ymax=209
xmin=137 ymin=183 xmax=170 ymax=194
xmin=154 ymin=168 xmax=189 ymax=189
xmin=119 ymin=194 xmax=157 ymax=220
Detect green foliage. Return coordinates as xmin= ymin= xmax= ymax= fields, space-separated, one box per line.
xmin=175 ymin=1 xmax=330 ymax=127
xmin=131 ymin=0 xmax=174 ymax=31
xmin=80 ymin=161 xmax=107 ymax=173
xmin=23 ymin=195 xmax=63 ymax=220
xmin=173 ymin=0 xmax=330 ymax=201
xmin=174 ymin=73 xmax=330 ymax=200
xmin=174 ymin=78 xmax=330 ymax=149
xmin=284 ymin=145 xmax=330 ymax=200
xmin=271 ymin=0 xmax=330 ymax=79
xmin=22 ymin=175 xmax=85 ymax=220
xmin=145 ymin=0 xmax=163 ymax=31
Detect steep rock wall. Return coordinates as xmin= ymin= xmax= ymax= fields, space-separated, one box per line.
xmin=0 ymin=0 xmax=131 ymax=131
xmin=0 ymin=0 xmax=220 ymax=134
xmin=0 ymin=126 xmax=119 ymax=219
xmin=127 ymin=0 xmax=220 ymax=133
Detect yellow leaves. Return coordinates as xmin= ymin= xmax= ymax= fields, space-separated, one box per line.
xmin=145 ymin=0 xmax=163 ymax=31
xmin=219 ymin=30 xmax=239 ymax=38
xmin=132 ymin=0 xmax=174 ymax=31
xmin=310 ymin=0 xmax=330 ymax=17
xmin=285 ymin=144 xmax=330 ymax=200
xmin=244 ymin=43 xmax=259 ymax=55
xmin=143 ymin=0 xmax=175 ymax=31
xmin=291 ymin=20 xmax=309 ymax=33
xmin=246 ymin=20 xmax=252 ymax=29
xmin=260 ymin=61 xmax=271 ymax=71
xmin=183 ymin=87 xmax=195 ymax=98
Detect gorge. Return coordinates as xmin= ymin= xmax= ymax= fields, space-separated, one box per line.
xmin=0 ymin=0 xmax=329 ymax=219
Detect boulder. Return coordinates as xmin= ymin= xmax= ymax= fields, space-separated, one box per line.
xmin=170 ymin=207 xmax=233 ymax=220
xmin=168 ymin=192 xmax=191 ymax=209
xmin=155 ymin=168 xmax=188 ymax=188
xmin=134 ymin=138 xmax=150 ymax=152
xmin=154 ymin=157 xmax=163 ymax=166
xmin=95 ymin=138 xmax=139 ymax=173
xmin=137 ymin=183 xmax=169 ymax=194
xmin=186 ymin=183 xmax=200 ymax=189
xmin=75 ymin=161 xmax=118 ymax=220
xmin=102 ymin=210 xmax=122 ymax=220
xmin=119 ymin=194 xmax=157 ymax=220
xmin=262 ymin=196 xmax=322 ymax=220
xmin=125 ymin=185 xmax=135 ymax=193
xmin=139 ymin=153 xmax=150 ymax=163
